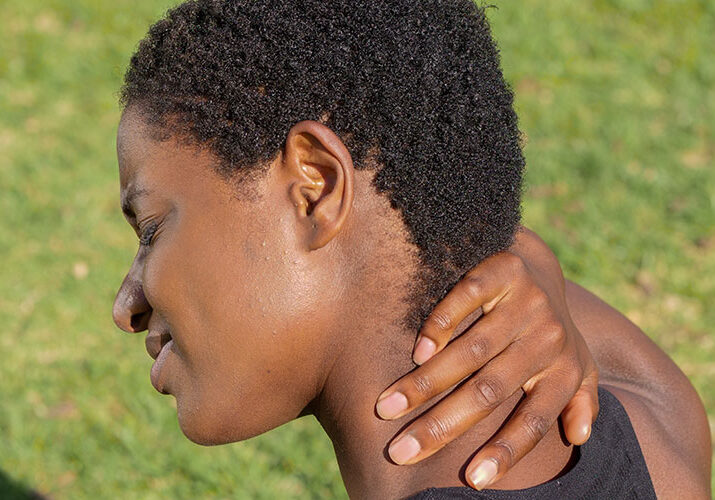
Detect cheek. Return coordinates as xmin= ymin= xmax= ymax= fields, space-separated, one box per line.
xmin=141 ymin=241 xmax=193 ymax=328
xmin=142 ymin=209 xmax=333 ymax=443
xmin=184 ymin=238 xmax=313 ymax=376
xmin=168 ymin=247 xmax=326 ymax=444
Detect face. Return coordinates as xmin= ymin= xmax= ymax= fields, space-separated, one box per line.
xmin=112 ymin=109 xmax=342 ymax=445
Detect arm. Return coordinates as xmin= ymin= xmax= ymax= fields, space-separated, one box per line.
xmin=566 ymin=280 xmax=712 ymax=499
xmin=516 ymin=227 xmax=711 ymax=495
xmin=514 ymin=228 xmax=711 ymax=496
xmin=379 ymin=226 xmax=710 ymax=494
xmin=377 ymin=227 xmax=600 ymax=488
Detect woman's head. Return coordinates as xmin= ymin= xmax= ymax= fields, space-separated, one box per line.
xmin=120 ymin=0 xmax=524 ymax=328
xmin=113 ymin=0 xmax=524 ymax=445
xmin=114 ymin=110 xmax=386 ymax=444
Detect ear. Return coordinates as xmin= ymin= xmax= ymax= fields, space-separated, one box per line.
xmin=283 ymin=120 xmax=354 ymax=250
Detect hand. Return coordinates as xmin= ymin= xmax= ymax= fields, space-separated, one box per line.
xmin=375 ymin=227 xmax=599 ymax=490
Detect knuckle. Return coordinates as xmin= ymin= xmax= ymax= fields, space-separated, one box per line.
xmin=459 ymin=336 xmax=490 ymax=366
xmin=491 ymin=438 xmax=517 ymax=468
xmin=410 ymin=372 xmax=436 ymax=398
xmin=521 ymin=412 xmax=552 ymax=444
xmin=530 ymin=288 xmax=550 ymax=310
xmin=506 ymin=252 xmax=527 ymax=276
xmin=463 ymin=274 xmax=486 ymax=301
xmin=428 ymin=310 xmax=453 ymax=333
xmin=422 ymin=415 xmax=453 ymax=444
xmin=542 ymin=320 xmax=567 ymax=350
xmin=469 ymin=377 xmax=504 ymax=410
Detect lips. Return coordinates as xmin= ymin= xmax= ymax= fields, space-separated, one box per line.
xmin=145 ymin=330 xmax=172 ymax=360
xmin=150 ymin=339 xmax=174 ymax=394
xmin=146 ymin=329 xmax=174 ymax=394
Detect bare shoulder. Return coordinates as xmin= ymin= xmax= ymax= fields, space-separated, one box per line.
xmin=564 ymin=281 xmax=711 ymax=499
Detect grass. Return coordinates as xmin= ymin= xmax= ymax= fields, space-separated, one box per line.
xmin=1 ymin=0 xmax=712 ymax=497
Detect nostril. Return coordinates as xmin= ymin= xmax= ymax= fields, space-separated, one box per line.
xmin=130 ymin=311 xmax=151 ymax=332
xmin=113 ymin=276 xmax=151 ymax=332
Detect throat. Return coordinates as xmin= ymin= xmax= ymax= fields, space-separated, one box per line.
xmin=313 ymin=329 xmax=429 ymax=499
xmin=312 ymin=325 xmax=574 ymax=499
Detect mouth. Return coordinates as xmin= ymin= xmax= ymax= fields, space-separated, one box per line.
xmin=147 ymin=330 xmax=174 ymax=395
xmin=145 ymin=330 xmax=172 ymax=360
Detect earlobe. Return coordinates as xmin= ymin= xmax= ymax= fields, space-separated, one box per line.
xmin=283 ymin=121 xmax=354 ymax=250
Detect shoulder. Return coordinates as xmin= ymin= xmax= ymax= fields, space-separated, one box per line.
xmin=604 ymin=384 xmax=710 ymax=499
xmin=564 ymin=281 xmax=711 ymax=498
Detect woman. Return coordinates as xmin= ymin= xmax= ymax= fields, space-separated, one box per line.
xmin=112 ymin=0 xmax=710 ymax=497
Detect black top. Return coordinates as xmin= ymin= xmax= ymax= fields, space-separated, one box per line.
xmin=408 ymin=388 xmax=656 ymax=500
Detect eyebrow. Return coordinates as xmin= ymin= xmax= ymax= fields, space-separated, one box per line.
xmin=121 ymin=188 xmax=153 ymax=219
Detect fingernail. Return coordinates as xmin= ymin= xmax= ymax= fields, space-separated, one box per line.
xmin=580 ymin=422 xmax=591 ymax=442
xmin=388 ymin=434 xmax=421 ymax=464
xmin=376 ymin=392 xmax=408 ymax=419
xmin=468 ymin=459 xmax=498 ymax=490
xmin=413 ymin=337 xmax=437 ymax=365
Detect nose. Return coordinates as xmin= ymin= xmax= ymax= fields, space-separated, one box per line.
xmin=113 ymin=256 xmax=152 ymax=333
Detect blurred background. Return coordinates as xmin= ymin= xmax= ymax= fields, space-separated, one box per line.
xmin=0 ymin=0 xmax=712 ymax=498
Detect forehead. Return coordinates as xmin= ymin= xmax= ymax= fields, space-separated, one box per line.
xmin=117 ymin=109 xmax=156 ymax=190
xmin=116 ymin=109 xmax=230 ymax=211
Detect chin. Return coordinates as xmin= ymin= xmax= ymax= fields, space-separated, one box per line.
xmin=178 ymin=422 xmax=226 ymax=446
xmin=174 ymin=396 xmax=262 ymax=446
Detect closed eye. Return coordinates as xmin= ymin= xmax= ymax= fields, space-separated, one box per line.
xmin=139 ymin=221 xmax=159 ymax=246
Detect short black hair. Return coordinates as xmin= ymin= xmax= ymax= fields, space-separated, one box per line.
xmin=121 ymin=0 xmax=524 ymax=329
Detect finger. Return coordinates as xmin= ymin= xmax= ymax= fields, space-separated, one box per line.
xmin=377 ymin=307 xmax=523 ymax=420
xmin=386 ymin=338 xmax=553 ymax=465
xmin=464 ymin=376 xmax=578 ymax=490
xmin=560 ymin=366 xmax=599 ymax=445
xmin=414 ymin=253 xmax=523 ymax=365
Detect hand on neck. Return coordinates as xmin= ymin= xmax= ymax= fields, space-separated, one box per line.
xmin=297 ymin=173 xmax=573 ymax=498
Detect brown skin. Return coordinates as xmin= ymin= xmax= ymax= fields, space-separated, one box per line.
xmin=394 ymin=229 xmax=712 ymax=497
xmin=565 ymin=281 xmax=712 ymax=499
xmin=114 ymin=109 xmax=710 ymax=498
xmin=376 ymin=236 xmax=599 ymax=486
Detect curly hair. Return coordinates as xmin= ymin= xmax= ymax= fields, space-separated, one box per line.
xmin=120 ymin=0 xmax=525 ymax=329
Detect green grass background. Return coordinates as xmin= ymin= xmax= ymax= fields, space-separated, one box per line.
xmin=0 ymin=0 xmax=712 ymax=498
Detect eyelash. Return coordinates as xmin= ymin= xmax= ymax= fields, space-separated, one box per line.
xmin=139 ymin=222 xmax=159 ymax=247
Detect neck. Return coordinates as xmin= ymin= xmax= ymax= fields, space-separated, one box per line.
xmin=311 ymin=284 xmax=574 ymax=499
xmin=309 ymin=180 xmax=573 ymax=498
